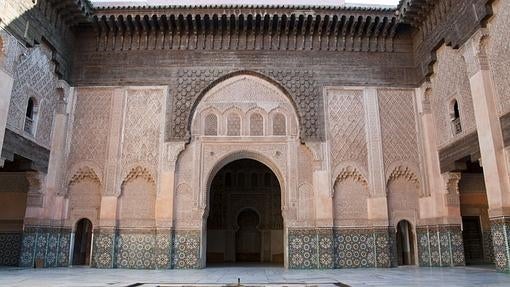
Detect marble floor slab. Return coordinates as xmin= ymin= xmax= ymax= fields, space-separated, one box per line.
xmin=0 ymin=265 xmax=509 ymax=287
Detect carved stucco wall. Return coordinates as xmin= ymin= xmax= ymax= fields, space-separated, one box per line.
xmin=378 ymin=89 xmax=420 ymax=171
xmin=297 ymin=145 xmax=314 ymax=226
xmin=333 ymin=178 xmax=369 ymax=226
xmin=327 ymin=89 xmax=368 ymax=174
xmin=168 ymin=69 xmax=321 ymax=141
xmin=387 ymin=177 xmax=420 ymax=226
xmin=68 ymin=88 xmax=113 ymax=181
xmin=0 ymin=30 xmax=20 ymax=76
xmin=486 ymin=0 xmax=510 ymax=115
xmin=193 ymin=75 xmax=298 ymax=137
xmin=5 ymin=39 xmax=59 ymax=148
xmin=68 ymin=179 xmax=101 ymax=227
xmin=430 ymin=46 xmax=477 ymax=148
xmin=119 ymin=177 xmax=156 ymax=228
xmin=120 ymin=88 xmax=164 ymax=184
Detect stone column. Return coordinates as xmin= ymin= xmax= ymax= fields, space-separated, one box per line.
xmin=414 ymin=84 xmax=465 ymax=267
xmin=363 ymin=87 xmax=394 ymax=267
xmin=363 ymin=88 xmax=389 ymax=225
xmin=154 ymin=142 xmax=185 ymax=269
xmin=462 ymin=29 xmax=510 ymax=272
xmin=92 ymin=88 xmax=125 ymax=269
xmin=42 ymin=82 xmax=72 ymax=222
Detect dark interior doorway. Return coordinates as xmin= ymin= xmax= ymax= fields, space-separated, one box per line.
xmin=72 ymin=218 xmax=93 ymax=266
xmin=235 ymin=209 xmax=261 ymax=262
xmin=206 ymin=159 xmax=283 ymax=265
xmin=396 ymin=220 xmax=415 ymax=266
xmin=462 ymin=216 xmax=485 ymax=265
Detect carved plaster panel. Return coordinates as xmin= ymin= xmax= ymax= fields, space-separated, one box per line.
xmin=378 ymin=89 xmax=419 ymax=171
xmin=431 ymin=46 xmax=477 ymax=148
xmin=168 ymin=69 xmax=322 ymax=141
xmin=68 ymin=88 xmax=113 ymax=178
xmin=327 ymin=89 xmax=368 ymax=172
xmin=486 ymin=0 xmax=510 ymax=115
xmin=121 ymin=88 xmax=164 ymax=183
xmin=6 ymin=42 xmax=58 ymax=148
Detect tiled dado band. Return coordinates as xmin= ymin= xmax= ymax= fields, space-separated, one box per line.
xmin=416 ymin=225 xmax=465 ymax=267
xmin=91 ymin=228 xmax=199 ymax=269
xmin=287 ymin=228 xmax=398 ymax=269
xmin=490 ymin=217 xmax=510 ymax=272
xmin=0 ymin=232 xmax=22 ymax=266
xmin=19 ymin=226 xmax=71 ymax=268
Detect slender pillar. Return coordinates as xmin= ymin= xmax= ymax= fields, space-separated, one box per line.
xmin=462 ymin=29 xmax=510 ymax=272
xmin=363 ymin=88 xmax=389 ymax=225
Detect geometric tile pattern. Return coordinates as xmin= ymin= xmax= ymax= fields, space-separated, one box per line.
xmin=171 ymin=230 xmax=200 ymax=269
xmin=482 ymin=228 xmax=495 ymax=264
xmin=416 ymin=225 xmax=465 ymax=267
xmin=19 ymin=227 xmax=71 ymax=268
xmin=289 ymin=228 xmax=395 ymax=269
xmin=288 ymin=229 xmax=319 ymax=269
xmin=490 ymin=217 xmax=510 ymax=272
xmin=0 ymin=232 xmax=22 ymax=266
xmin=91 ymin=229 xmax=115 ymax=269
xmin=91 ymin=229 xmax=172 ymax=270
xmin=116 ymin=232 xmax=156 ymax=269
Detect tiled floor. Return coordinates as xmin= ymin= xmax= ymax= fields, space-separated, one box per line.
xmin=0 ymin=265 xmax=509 ymax=287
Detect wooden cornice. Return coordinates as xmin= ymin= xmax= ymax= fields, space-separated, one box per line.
xmin=89 ymin=6 xmax=400 ymax=52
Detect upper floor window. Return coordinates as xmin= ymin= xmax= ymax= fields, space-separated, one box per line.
xmin=250 ymin=113 xmax=264 ymax=136
xmin=227 ymin=113 xmax=241 ymax=136
xmin=450 ymin=99 xmax=462 ymax=135
xmin=204 ymin=113 xmax=218 ymax=136
xmin=272 ymin=113 xmax=286 ymax=136
xmin=24 ymin=97 xmax=38 ymax=136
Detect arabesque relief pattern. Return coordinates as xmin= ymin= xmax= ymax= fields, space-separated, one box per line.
xmin=430 ymin=47 xmax=477 ymax=148
xmin=486 ymin=0 xmax=510 ymax=115
xmin=169 ymin=69 xmax=321 ymax=141
xmin=6 ymin=43 xmax=59 ymax=148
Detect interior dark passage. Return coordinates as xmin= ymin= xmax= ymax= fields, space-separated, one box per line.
xmin=457 ymin=158 xmax=494 ymax=265
xmin=206 ymin=159 xmax=283 ymax=265
xmin=72 ymin=218 xmax=93 ymax=266
xmin=396 ymin=220 xmax=415 ymax=266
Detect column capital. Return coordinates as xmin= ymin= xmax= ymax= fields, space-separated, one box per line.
xmin=461 ymin=28 xmax=490 ymax=77
xmin=25 ymin=171 xmax=46 ymax=207
xmin=441 ymin=172 xmax=462 ymax=208
xmin=164 ymin=141 xmax=186 ymax=170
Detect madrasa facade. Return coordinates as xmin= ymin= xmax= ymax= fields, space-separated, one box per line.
xmin=1 ymin=0 xmax=510 ymax=272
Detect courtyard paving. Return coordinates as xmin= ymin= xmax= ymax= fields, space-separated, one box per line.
xmin=0 ymin=265 xmax=509 ymax=287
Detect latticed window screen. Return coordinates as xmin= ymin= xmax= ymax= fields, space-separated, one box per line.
xmin=204 ymin=113 xmax=218 ymax=135
xmin=227 ymin=114 xmax=241 ymax=136
xmin=250 ymin=113 xmax=264 ymax=136
xmin=272 ymin=113 xmax=286 ymax=136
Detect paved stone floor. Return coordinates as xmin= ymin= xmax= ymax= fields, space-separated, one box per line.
xmin=0 ymin=265 xmax=509 ymax=287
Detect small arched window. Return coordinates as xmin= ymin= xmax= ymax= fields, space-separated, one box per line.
xmin=227 ymin=113 xmax=241 ymax=136
xmin=24 ymin=97 xmax=38 ymax=135
xmin=250 ymin=113 xmax=264 ymax=136
xmin=450 ymin=99 xmax=462 ymax=135
xmin=204 ymin=113 xmax=218 ymax=136
xmin=272 ymin=113 xmax=286 ymax=136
